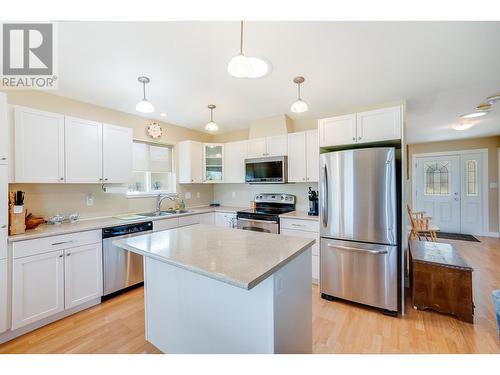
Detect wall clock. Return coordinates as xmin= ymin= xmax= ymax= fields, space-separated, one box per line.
xmin=147 ymin=121 xmax=163 ymax=139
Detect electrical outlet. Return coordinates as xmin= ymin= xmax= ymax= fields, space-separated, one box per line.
xmin=196 ymin=192 xmax=200 ymax=199
xmin=185 ymin=192 xmax=192 ymax=199
xmin=231 ymin=191 xmax=236 ymax=198
xmin=86 ymin=193 xmax=94 ymax=206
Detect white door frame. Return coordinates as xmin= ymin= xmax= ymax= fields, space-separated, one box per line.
xmin=412 ymin=148 xmax=489 ymax=236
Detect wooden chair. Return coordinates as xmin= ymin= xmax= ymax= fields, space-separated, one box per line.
xmin=407 ymin=204 xmax=439 ymax=242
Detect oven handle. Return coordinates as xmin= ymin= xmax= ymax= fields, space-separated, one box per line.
xmin=237 ymin=217 xmax=277 ymax=224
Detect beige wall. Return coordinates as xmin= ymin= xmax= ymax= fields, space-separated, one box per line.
xmin=5 ymin=90 xmax=215 ymax=219
xmin=408 ymin=136 xmax=500 ymax=233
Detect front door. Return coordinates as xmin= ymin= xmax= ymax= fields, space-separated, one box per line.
xmin=414 ymin=155 xmax=461 ymax=232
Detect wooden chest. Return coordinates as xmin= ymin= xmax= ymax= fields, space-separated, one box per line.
xmin=409 ymin=240 xmax=474 ymax=323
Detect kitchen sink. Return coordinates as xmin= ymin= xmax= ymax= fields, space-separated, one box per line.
xmin=138 ymin=210 xmax=193 ymax=217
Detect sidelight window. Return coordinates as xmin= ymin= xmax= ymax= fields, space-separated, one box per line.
xmin=466 ymin=160 xmax=478 ymax=196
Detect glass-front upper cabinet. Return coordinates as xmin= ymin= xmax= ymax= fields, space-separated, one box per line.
xmin=203 ymin=143 xmax=224 ymax=183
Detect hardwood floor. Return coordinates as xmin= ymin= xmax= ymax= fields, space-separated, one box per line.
xmin=1 ymin=236 xmax=499 ymax=354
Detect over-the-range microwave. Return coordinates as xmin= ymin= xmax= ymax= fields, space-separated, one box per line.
xmin=245 ymin=156 xmax=288 ymax=184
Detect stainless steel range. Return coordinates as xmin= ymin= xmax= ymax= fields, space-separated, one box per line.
xmin=236 ymin=193 xmax=295 ymax=234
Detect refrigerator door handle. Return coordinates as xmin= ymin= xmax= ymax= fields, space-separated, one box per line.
xmin=327 ymin=243 xmax=388 ymax=255
xmin=321 ymin=164 xmax=328 ymax=227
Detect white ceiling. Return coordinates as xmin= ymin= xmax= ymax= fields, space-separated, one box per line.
xmin=55 ymin=21 xmax=500 ymax=142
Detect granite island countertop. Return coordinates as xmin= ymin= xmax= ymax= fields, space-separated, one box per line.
xmin=113 ymin=224 xmax=315 ymax=290
xmin=7 ymin=205 xmax=246 ymax=242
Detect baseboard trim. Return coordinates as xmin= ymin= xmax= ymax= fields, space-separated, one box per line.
xmin=484 ymin=232 xmax=499 ymax=238
xmin=0 ymin=298 xmax=101 ymax=345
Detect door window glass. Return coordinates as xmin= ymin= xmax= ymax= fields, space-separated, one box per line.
xmin=466 ymin=160 xmax=478 ymax=196
xmin=424 ymin=161 xmax=449 ymax=195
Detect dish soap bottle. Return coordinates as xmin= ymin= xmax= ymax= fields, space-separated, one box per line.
xmin=179 ymin=199 xmax=186 ymax=210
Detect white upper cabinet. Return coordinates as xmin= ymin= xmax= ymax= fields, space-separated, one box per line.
xmin=0 ymin=92 xmax=7 ymax=164
xmin=287 ymin=129 xmax=319 ymax=182
xmin=306 ymin=129 xmax=319 ymax=182
xmin=247 ymin=135 xmax=287 ymax=158
xmin=287 ymin=132 xmax=307 ymax=182
xmin=319 ymin=114 xmax=356 ymax=147
xmin=224 ymin=140 xmax=248 ymax=183
xmin=319 ymin=106 xmax=402 ymax=148
xmin=266 ymin=135 xmax=287 ymax=156
xmin=247 ymin=137 xmax=267 ymax=158
xmin=178 ymin=140 xmax=203 ymax=184
xmin=102 ymin=123 xmax=133 ymax=183
xmin=64 ymin=243 xmax=103 ymax=309
xmin=65 ymin=117 xmax=103 ymax=183
xmin=356 ymin=106 xmax=402 ymax=144
xmin=203 ymin=143 xmax=224 ymax=183
xmin=14 ymin=106 xmax=65 ymax=183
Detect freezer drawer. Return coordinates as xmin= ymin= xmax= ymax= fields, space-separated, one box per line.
xmin=320 ymin=238 xmax=398 ymax=311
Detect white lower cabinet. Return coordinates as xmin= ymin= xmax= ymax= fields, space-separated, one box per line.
xmin=280 ymin=218 xmax=320 ymax=284
xmin=178 ymin=214 xmax=200 ymax=227
xmin=215 ymin=212 xmax=237 ymax=228
xmin=11 ymin=232 xmax=103 ymax=330
xmin=199 ymin=212 xmax=215 ymax=225
xmin=12 ymin=250 xmax=65 ymax=329
xmin=0 ymin=258 xmax=7 ymax=333
xmin=64 ymin=244 xmax=103 ymax=309
xmin=153 ymin=217 xmax=179 ymax=232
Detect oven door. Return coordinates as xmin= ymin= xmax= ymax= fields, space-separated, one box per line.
xmin=237 ymin=218 xmax=278 ymax=234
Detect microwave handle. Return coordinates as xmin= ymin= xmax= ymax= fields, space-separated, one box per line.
xmin=321 ymin=164 xmax=328 ymax=227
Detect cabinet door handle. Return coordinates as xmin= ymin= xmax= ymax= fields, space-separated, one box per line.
xmin=51 ymin=240 xmax=73 ymax=246
xmin=66 ymin=253 xmax=71 ymax=256
xmin=104 ymin=178 xmax=108 ymax=181
xmin=58 ymin=254 xmax=64 ymax=258
xmin=358 ymin=136 xmax=362 ymax=140
xmin=291 ymin=223 xmax=306 ymax=227
xmin=59 ymin=177 xmax=64 ymax=181
xmin=1 ymin=225 xmax=7 ymax=228
xmin=1 ymin=157 xmax=6 ymax=160
xmin=99 ymin=178 xmax=103 ymax=181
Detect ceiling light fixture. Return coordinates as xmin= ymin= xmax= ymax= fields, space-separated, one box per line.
xmin=486 ymin=93 xmax=500 ymax=105
xmin=135 ymin=76 xmax=154 ymax=114
xmin=160 ymin=112 xmax=167 ymax=117
xmin=205 ymin=104 xmax=218 ymax=132
xmin=452 ymin=122 xmax=475 ymax=131
xmin=290 ymin=76 xmax=309 ymax=113
xmin=227 ymin=21 xmax=269 ymax=79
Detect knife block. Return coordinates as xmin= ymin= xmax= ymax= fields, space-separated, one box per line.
xmin=9 ymin=206 xmax=26 ymax=235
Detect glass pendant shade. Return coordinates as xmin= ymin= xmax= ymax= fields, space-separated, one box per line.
xmin=135 ymin=99 xmax=154 ymax=113
xmin=291 ymin=99 xmax=309 ymax=113
xmin=227 ymin=54 xmax=269 ymax=78
xmin=205 ymin=121 xmax=219 ymax=131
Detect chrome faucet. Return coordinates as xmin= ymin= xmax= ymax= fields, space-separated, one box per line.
xmin=155 ymin=193 xmax=179 ymax=214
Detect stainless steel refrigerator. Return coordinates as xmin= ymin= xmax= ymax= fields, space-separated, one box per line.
xmin=319 ymin=147 xmax=398 ymax=313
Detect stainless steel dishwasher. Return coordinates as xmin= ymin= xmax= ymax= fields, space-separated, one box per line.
xmin=102 ymin=221 xmax=153 ymax=297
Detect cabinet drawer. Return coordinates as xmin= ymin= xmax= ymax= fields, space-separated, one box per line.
xmin=178 ymin=214 xmax=200 ymax=227
xmin=153 ymin=217 xmax=179 ymax=232
xmin=12 ymin=230 xmax=101 ymax=259
xmin=280 ymin=229 xmax=319 ymax=256
xmin=280 ymin=218 xmax=319 ymax=233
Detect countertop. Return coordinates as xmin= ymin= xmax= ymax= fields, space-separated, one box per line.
xmin=8 ymin=206 xmax=245 ymax=242
xmin=113 ymin=224 xmax=315 ymax=290
xmin=279 ymin=210 xmax=319 ymax=221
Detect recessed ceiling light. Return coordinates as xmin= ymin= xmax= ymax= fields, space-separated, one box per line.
xmin=160 ymin=112 xmax=167 ymax=117
xmin=452 ymin=123 xmax=475 ymax=131
xmin=459 ymin=110 xmax=489 ymax=119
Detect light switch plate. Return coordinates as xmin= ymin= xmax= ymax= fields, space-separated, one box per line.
xmin=231 ymin=191 xmax=236 ymax=198
xmin=86 ymin=193 xmax=94 ymax=206
xmin=185 ymin=192 xmax=191 ymax=199
xmin=196 ymin=192 xmax=200 ymax=199
xmin=490 ymin=182 xmax=498 ymax=189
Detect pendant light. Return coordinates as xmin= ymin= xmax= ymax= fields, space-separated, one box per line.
xmin=205 ymin=104 xmax=218 ymax=132
xmin=290 ymin=76 xmax=309 ymax=113
xmin=227 ymin=21 xmax=269 ymax=79
xmin=135 ymin=76 xmax=154 ymax=113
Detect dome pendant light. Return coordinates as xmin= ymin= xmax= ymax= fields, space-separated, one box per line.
xmin=227 ymin=21 xmax=269 ymax=79
xmin=205 ymin=104 xmax=219 ymax=132
xmin=135 ymin=76 xmax=155 ymax=114
xmin=290 ymin=76 xmax=309 ymax=113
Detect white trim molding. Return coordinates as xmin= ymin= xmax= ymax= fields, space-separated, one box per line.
xmin=411 ymin=148 xmax=489 ymax=236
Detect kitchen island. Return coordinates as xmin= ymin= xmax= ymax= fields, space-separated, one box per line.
xmin=113 ymin=224 xmax=314 ymax=354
